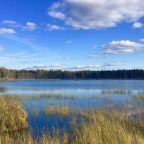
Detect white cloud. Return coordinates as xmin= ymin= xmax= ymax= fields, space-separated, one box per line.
xmin=133 ymin=22 xmax=143 ymax=28
xmin=29 ymin=64 xmax=47 ymax=69
xmin=101 ymin=62 xmax=122 ymax=70
xmin=102 ymin=62 xmax=121 ymax=67
xmin=2 ymin=20 xmax=38 ymax=31
xmin=140 ymin=38 xmax=144 ymax=42
xmin=47 ymin=24 xmax=64 ymax=30
xmin=48 ymin=11 xmax=66 ymax=20
xmin=2 ymin=20 xmax=17 ymax=25
xmin=67 ymin=65 xmax=101 ymax=70
xmin=92 ymin=44 xmax=97 ymax=48
xmin=56 ymin=56 xmax=71 ymax=60
xmin=2 ymin=20 xmax=21 ymax=28
xmin=24 ymin=22 xmax=37 ymax=31
xmin=25 ymin=62 xmax=122 ymax=70
xmin=65 ymin=62 xmax=121 ymax=70
xmin=27 ymin=64 xmax=63 ymax=70
xmin=0 ymin=52 xmax=49 ymax=65
xmin=48 ymin=0 xmax=144 ymax=29
xmin=65 ymin=40 xmax=72 ymax=44
xmin=88 ymin=54 xmax=99 ymax=58
xmin=103 ymin=40 xmax=144 ymax=54
xmin=0 ymin=46 xmax=4 ymax=51
xmin=0 ymin=52 xmax=30 ymax=61
xmin=0 ymin=28 xmax=16 ymax=34
xmin=48 ymin=2 xmax=66 ymax=20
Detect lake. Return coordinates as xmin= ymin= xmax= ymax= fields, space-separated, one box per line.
xmin=0 ymin=80 xmax=144 ymax=136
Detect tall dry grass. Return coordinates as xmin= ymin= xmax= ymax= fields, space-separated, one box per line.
xmin=1 ymin=96 xmax=144 ymax=144
xmin=0 ymin=96 xmax=28 ymax=134
xmin=72 ymin=110 xmax=144 ymax=144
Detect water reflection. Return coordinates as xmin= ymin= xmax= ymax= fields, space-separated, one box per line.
xmin=1 ymin=80 xmax=144 ymax=109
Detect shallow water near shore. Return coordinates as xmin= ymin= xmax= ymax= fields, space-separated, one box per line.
xmin=1 ymin=80 xmax=144 ymax=136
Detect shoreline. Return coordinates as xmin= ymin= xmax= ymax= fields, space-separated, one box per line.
xmin=1 ymin=79 xmax=144 ymax=82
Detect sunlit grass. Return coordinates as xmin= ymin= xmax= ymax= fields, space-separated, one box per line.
xmin=1 ymin=94 xmax=144 ymax=144
xmin=0 ymin=96 xmax=28 ymax=134
xmin=1 ymin=109 xmax=144 ymax=144
xmin=71 ymin=110 xmax=144 ymax=144
xmin=31 ymin=94 xmax=77 ymax=100
xmin=101 ymin=89 xmax=132 ymax=95
xmin=133 ymin=92 xmax=144 ymax=102
xmin=1 ymin=94 xmax=77 ymax=101
xmin=0 ymin=132 xmax=68 ymax=144
xmin=44 ymin=105 xmax=72 ymax=117
xmin=31 ymin=107 xmax=41 ymax=118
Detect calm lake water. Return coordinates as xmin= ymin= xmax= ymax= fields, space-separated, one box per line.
xmin=0 ymin=80 xmax=144 ymax=108
xmin=0 ymin=80 xmax=144 ymax=136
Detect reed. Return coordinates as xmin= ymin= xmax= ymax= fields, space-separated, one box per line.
xmin=101 ymin=89 xmax=132 ymax=95
xmin=31 ymin=94 xmax=77 ymax=100
xmin=133 ymin=92 xmax=144 ymax=102
xmin=1 ymin=96 xmax=144 ymax=144
xmin=1 ymin=110 xmax=144 ymax=144
xmin=71 ymin=110 xmax=144 ymax=144
xmin=44 ymin=105 xmax=71 ymax=117
xmin=0 ymin=96 xmax=28 ymax=134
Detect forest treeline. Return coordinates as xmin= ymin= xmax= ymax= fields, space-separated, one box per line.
xmin=0 ymin=67 xmax=144 ymax=80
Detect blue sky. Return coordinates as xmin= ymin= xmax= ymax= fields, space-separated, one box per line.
xmin=0 ymin=0 xmax=144 ymax=70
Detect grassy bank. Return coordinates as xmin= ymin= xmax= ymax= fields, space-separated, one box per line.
xmin=1 ymin=110 xmax=144 ymax=144
xmin=1 ymin=96 xmax=144 ymax=144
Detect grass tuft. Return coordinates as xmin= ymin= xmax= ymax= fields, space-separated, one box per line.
xmin=0 ymin=96 xmax=28 ymax=134
xmin=44 ymin=105 xmax=71 ymax=117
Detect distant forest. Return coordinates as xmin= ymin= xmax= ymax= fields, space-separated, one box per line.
xmin=0 ymin=67 xmax=144 ymax=80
